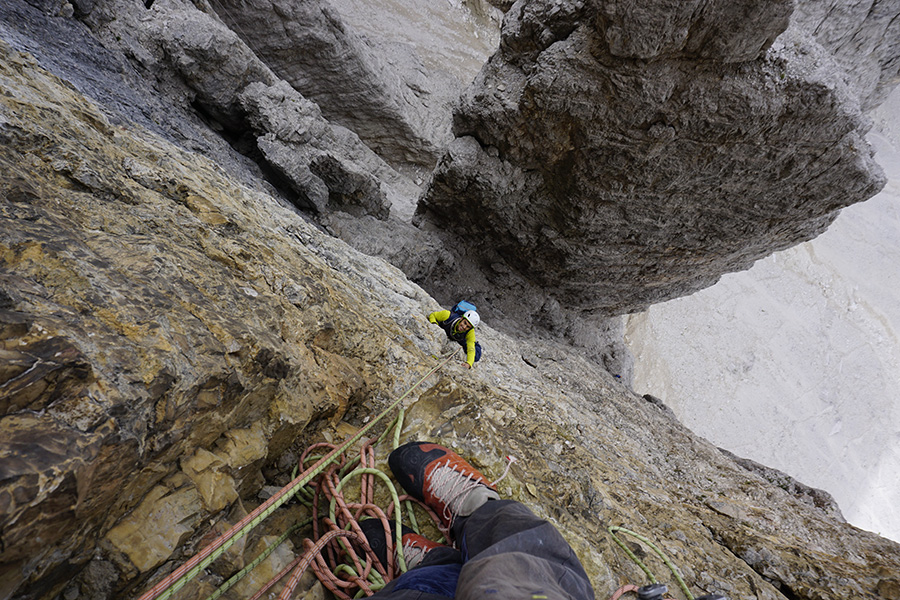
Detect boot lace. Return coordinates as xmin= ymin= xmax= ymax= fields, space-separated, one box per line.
xmin=426 ymin=455 xmax=516 ymax=526
xmin=426 ymin=460 xmax=488 ymax=526
xmin=402 ymin=540 xmax=430 ymax=570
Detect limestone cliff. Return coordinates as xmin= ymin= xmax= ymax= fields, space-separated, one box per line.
xmin=2 ymin=0 xmax=900 ymax=599
xmin=416 ymin=0 xmax=891 ymax=336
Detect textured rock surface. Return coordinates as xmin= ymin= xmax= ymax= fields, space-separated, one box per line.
xmin=209 ymin=0 xmax=458 ymax=166
xmin=3 ymin=0 xmax=900 ymax=599
xmin=43 ymin=0 xmax=410 ymax=220
xmin=793 ymin=0 xmax=900 ymax=110
xmin=238 ymin=80 xmax=394 ymax=218
xmin=416 ymin=0 xmax=889 ymax=325
xmin=0 ymin=33 xmax=432 ymax=597
xmin=142 ymin=0 xmax=417 ymax=219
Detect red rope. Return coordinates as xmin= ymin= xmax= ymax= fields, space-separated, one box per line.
xmin=247 ymin=433 xmax=448 ymax=599
xmin=137 ymin=354 xmax=455 ymax=600
xmin=609 ymin=584 xmax=639 ymax=600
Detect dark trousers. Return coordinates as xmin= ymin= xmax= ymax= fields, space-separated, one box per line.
xmin=371 ymin=500 xmax=594 ymax=600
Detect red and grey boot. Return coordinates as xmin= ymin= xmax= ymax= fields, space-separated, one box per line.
xmin=388 ymin=441 xmax=501 ymax=531
xmin=358 ymin=519 xmax=447 ymax=570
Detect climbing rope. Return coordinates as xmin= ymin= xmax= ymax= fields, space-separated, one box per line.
xmin=226 ymin=391 xmax=454 ymax=600
xmin=607 ymin=526 xmax=693 ymax=600
xmin=137 ymin=353 xmax=456 ymax=600
xmin=290 ymin=433 xmax=447 ymax=598
xmin=230 ymin=375 xmax=519 ymax=600
xmin=203 ymin=521 xmax=309 ymax=600
xmin=609 ymin=584 xmax=641 ymax=600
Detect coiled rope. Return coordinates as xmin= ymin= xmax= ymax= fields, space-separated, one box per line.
xmin=137 ymin=353 xmax=456 ymax=600
xmin=219 ymin=371 xmax=515 ymax=600
xmin=275 ymin=429 xmax=447 ymax=599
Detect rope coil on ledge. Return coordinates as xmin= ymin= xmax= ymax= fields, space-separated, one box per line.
xmin=137 ymin=353 xmax=456 ymax=600
xmin=253 ymin=432 xmax=449 ymax=600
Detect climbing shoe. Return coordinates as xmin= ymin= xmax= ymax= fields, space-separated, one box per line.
xmin=388 ymin=441 xmax=500 ymax=529
xmin=401 ymin=530 xmax=447 ymax=570
xmin=358 ymin=518 xmax=399 ymax=569
xmin=358 ymin=519 xmax=446 ymax=570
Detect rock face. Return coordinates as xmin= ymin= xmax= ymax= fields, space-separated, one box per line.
xmin=0 ymin=30 xmax=432 ymax=597
xmin=3 ymin=0 xmax=900 ymax=599
xmin=65 ymin=0 xmax=414 ymax=220
xmin=794 ymin=0 xmax=900 ymax=110
xmin=416 ymin=0 xmax=888 ymax=324
xmin=209 ymin=0 xmax=458 ymax=167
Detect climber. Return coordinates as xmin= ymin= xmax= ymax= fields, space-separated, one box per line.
xmin=428 ymin=302 xmax=482 ymax=369
xmin=362 ymin=441 xmax=595 ymax=600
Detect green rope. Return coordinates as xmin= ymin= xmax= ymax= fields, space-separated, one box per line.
xmin=392 ymin=408 xmax=405 ymax=449
xmin=371 ymin=412 xmax=400 ymax=448
xmin=387 ymin=408 xmax=422 ymax=536
xmin=329 ymin=468 xmax=409 ymax=572
xmin=608 ymin=526 xmax=694 ymax=600
xmin=144 ymin=353 xmax=454 ymax=600
xmin=339 ymin=455 xmax=363 ymax=479
xmin=202 ymin=519 xmax=312 ymax=600
xmin=333 ymin=562 xmax=385 ymax=589
xmin=404 ymin=499 xmax=421 ymax=536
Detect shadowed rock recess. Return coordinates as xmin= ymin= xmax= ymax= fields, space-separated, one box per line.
xmin=1 ymin=0 xmax=899 ymax=599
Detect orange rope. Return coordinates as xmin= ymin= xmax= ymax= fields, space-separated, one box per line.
xmin=247 ymin=530 xmax=360 ymax=600
xmin=138 ymin=354 xmax=455 ymax=600
xmin=609 ymin=584 xmax=639 ymax=600
xmin=248 ymin=433 xmax=448 ymax=599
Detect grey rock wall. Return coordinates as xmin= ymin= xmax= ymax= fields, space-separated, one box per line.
xmin=793 ymin=0 xmax=900 ymax=110
xmin=142 ymin=0 xmax=412 ymax=218
xmin=24 ymin=0 xmax=411 ymax=221
xmin=3 ymin=0 xmax=900 ymax=598
xmin=416 ymin=0 xmax=890 ymax=326
xmin=598 ymin=0 xmax=791 ymax=61
xmin=209 ymin=0 xmax=458 ymax=166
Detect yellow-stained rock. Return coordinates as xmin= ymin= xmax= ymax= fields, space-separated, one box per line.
xmin=104 ymin=485 xmax=203 ymax=573
xmin=216 ymin=422 xmax=269 ymax=469
xmin=181 ymin=449 xmax=239 ymax=513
